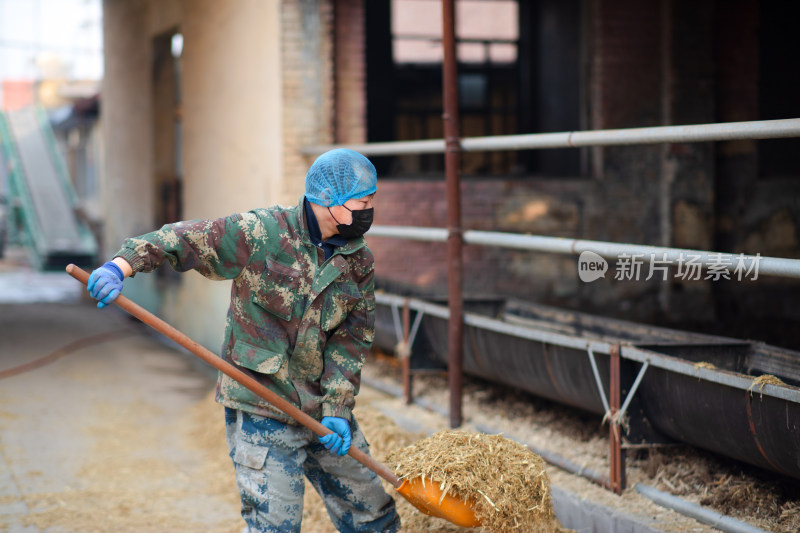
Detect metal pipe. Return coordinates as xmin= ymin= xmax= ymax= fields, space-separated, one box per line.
xmin=369 ymin=226 xmax=447 ymax=241
xmin=635 ymin=484 xmax=769 ymax=533
xmin=442 ymin=0 xmax=464 ymax=429
xmin=390 ymin=302 xmax=403 ymax=346
xmin=301 ymin=118 xmax=800 ymax=156
xmin=375 ymin=292 xmax=451 ymax=319
xmin=303 ymin=138 xmax=447 ymax=156
xmin=620 ymin=345 xmax=800 ymax=403
xmin=658 ymin=0 xmax=675 ymax=318
xmin=367 ymin=226 xmax=800 ymax=279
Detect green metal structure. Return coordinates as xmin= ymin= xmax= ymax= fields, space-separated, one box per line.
xmin=0 ymin=106 xmax=97 ymax=270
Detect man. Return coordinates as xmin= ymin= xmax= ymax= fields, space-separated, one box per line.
xmin=86 ymin=149 xmax=400 ymax=533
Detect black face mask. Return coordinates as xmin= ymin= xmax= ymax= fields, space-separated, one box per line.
xmin=329 ymin=206 xmax=374 ymax=240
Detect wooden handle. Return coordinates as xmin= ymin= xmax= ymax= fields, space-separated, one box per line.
xmin=67 ymin=264 xmax=400 ymax=487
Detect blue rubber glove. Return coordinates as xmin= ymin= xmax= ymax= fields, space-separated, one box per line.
xmin=87 ymin=261 xmax=124 ymax=309
xmin=319 ymin=416 xmax=351 ymax=456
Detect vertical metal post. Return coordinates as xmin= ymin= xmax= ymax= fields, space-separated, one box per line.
xmin=609 ymin=344 xmax=626 ymax=494
xmin=658 ymin=0 xmax=675 ymax=316
xmin=442 ymin=0 xmax=464 ymax=428
xmin=402 ymin=299 xmax=413 ymax=404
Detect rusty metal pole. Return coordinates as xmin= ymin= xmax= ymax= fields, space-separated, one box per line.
xmin=609 ymin=344 xmax=626 ymax=494
xmin=442 ymin=0 xmax=464 ymax=428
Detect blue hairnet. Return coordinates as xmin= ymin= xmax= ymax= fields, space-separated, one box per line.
xmin=304 ymin=149 xmax=377 ymax=207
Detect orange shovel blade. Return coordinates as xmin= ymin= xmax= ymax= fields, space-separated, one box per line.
xmin=396 ymin=477 xmax=481 ymax=527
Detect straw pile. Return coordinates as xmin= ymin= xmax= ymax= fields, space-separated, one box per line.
xmin=386 ymin=431 xmax=562 ymax=532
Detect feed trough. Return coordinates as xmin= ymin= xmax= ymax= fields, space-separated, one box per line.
xmin=374 ymin=293 xmax=800 ymax=481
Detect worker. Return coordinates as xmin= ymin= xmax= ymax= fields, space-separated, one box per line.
xmin=86 ymin=149 xmax=401 ymax=533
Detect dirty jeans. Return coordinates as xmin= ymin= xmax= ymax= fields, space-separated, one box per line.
xmin=224 ymin=408 xmax=401 ymax=533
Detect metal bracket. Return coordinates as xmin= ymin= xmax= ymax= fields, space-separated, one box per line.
xmin=588 ymin=348 xmax=611 ymax=415
xmin=390 ymin=301 xmax=424 ymax=357
xmin=588 ymin=346 xmax=650 ymax=495
xmin=390 ymin=303 xmax=403 ymax=346
xmin=587 ymin=348 xmax=650 ymax=424
xmin=389 ymin=300 xmax=426 ymax=405
xmin=620 ymin=359 xmax=650 ymax=420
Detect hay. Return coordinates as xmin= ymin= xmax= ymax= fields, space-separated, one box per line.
xmin=747 ymin=374 xmax=787 ymax=399
xmin=13 ymin=396 xmax=241 ymax=533
xmin=693 ymin=361 xmax=716 ymax=370
xmin=386 ymin=431 xmax=563 ymax=532
xmin=749 ymin=373 xmax=786 ymax=388
xmin=638 ymin=445 xmax=800 ymax=532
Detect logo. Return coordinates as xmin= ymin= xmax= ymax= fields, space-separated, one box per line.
xmin=578 ymin=251 xmax=608 ymax=282
xmin=577 ymin=251 xmax=761 ymax=283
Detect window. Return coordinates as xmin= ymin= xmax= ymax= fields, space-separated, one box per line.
xmin=366 ymin=0 xmax=584 ymax=178
xmin=757 ymin=1 xmax=800 ymax=180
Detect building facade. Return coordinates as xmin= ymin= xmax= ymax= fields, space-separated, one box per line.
xmin=101 ymin=0 xmax=800 ymax=350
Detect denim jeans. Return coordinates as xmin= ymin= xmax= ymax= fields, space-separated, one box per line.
xmin=224 ymin=407 xmax=400 ymax=533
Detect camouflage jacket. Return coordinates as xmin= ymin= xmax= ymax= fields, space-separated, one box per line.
xmin=115 ymin=198 xmax=376 ymax=424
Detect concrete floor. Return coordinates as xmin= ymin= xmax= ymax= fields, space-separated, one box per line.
xmin=0 ymin=246 xmax=240 ymax=531
xmin=0 ymin=296 xmax=241 ymax=532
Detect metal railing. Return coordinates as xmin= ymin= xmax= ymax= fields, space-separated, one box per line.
xmin=367 ymin=226 xmax=800 ymax=279
xmin=305 ymin=118 xmax=800 ymax=279
xmin=305 ymin=115 xmax=800 ymax=497
xmin=302 ymin=117 xmax=800 ymax=156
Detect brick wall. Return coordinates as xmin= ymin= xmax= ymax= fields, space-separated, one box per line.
xmin=281 ymin=0 xmax=335 ymax=206
xmin=334 ymin=0 xmax=366 ymax=144
xmin=590 ymin=0 xmax=662 ymax=130
xmin=364 ymin=0 xmax=792 ymax=330
xmin=279 ymin=0 xmax=366 ymax=201
xmin=369 ymin=179 xmax=585 ymax=305
xmin=348 ymin=0 xmax=799 ymax=347
xmin=363 ymin=0 xmax=683 ymax=319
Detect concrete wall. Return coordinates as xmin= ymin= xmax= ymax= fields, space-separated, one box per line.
xmin=182 ymin=1 xmax=283 ymax=217
xmin=102 ymin=0 xmax=294 ymax=349
xmin=102 ymin=0 xmax=157 ymax=255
